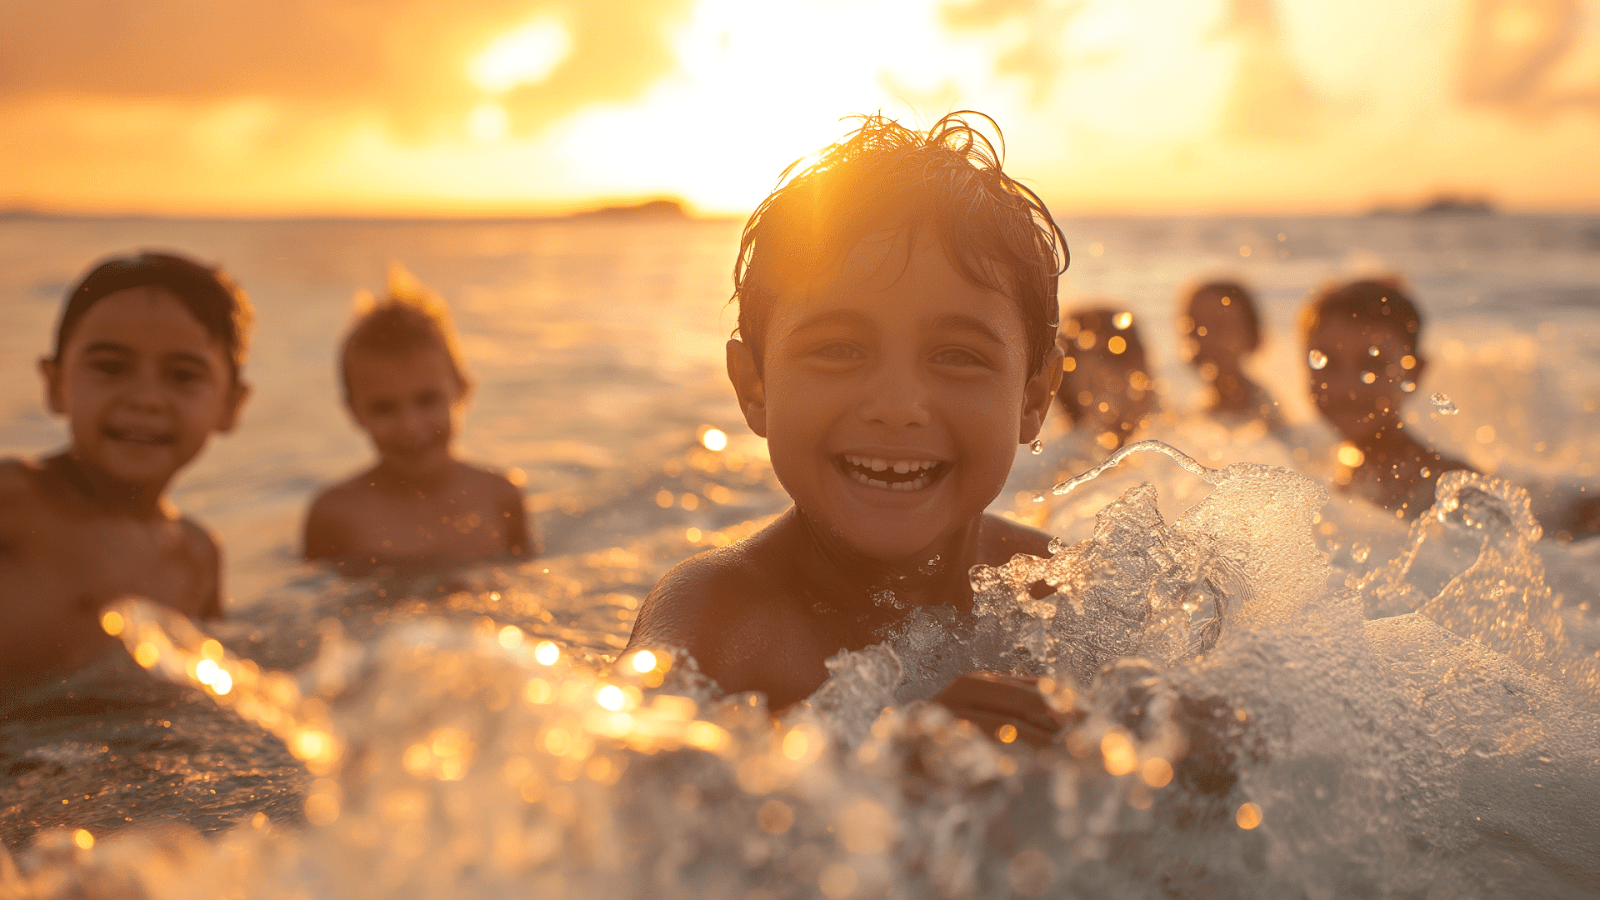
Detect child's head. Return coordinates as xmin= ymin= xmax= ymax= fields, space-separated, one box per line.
xmin=1179 ymin=280 xmax=1260 ymax=382
xmin=1301 ymin=278 xmax=1423 ymax=442
xmin=731 ymin=112 xmax=1066 ymax=379
xmin=1057 ymin=306 xmax=1154 ymax=449
xmin=723 ymin=112 xmax=1066 ymax=561
xmin=40 ymin=251 xmax=253 ymax=490
xmin=51 ymin=252 xmax=253 ymax=383
xmin=340 ymin=267 xmax=470 ymax=478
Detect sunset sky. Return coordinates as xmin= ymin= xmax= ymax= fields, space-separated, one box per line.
xmin=3 ymin=0 xmax=1599 ymax=217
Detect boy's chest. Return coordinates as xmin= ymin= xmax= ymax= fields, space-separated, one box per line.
xmin=344 ymin=491 xmax=509 ymax=559
xmin=3 ymin=514 xmax=205 ymax=618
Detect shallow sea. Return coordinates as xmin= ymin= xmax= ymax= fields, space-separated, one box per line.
xmin=2 ymin=212 xmax=1599 ymax=898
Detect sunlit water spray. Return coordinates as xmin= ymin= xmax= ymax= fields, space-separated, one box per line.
xmin=3 ymin=448 xmax=1599 ymax=899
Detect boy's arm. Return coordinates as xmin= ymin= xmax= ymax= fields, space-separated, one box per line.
xmin=498 ymin=477 xmax=536 ymax=558
xmin=181 ymin=519 xmax=226 ymax=620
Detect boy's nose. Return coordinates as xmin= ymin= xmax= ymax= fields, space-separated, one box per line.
xmin=857 ymin=365 xmax=932 ymax=428
xmin=124 ymin=367 xmax=167 ymax=410
xmin=398 ymin=406 xmax=431 ymax=437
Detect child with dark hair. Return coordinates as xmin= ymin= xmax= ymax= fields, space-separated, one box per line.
xmin=302 ymin=267 xmax=532 ymax=569
xmin=1179 ymin=280 xmax=1285 ymax=432
xmin=1 ymin=251 xmax=252 ymax=693
xmin=625 ymin=112 xmax=1069 ymax=735
xmin=1302 ymin=278 xmax=1473 ymax=518
xmin=1057 ymin=306 xmax=1156 ymax=452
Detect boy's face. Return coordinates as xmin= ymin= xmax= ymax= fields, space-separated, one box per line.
xmin=1306 ymin=317 xmax=1418 ymax=442
xmin=1061 ymin=351 xmax=1151 ymax=436
xmin=41 ymin=287 xmax=246 ymax=490
xmin=345 ymin=346 xmax=462 ymax=479
xmin=1182 ymin=299 xmax=1253 ymax=377
xmin=730 ymin=233 xmax=1061 ymax=562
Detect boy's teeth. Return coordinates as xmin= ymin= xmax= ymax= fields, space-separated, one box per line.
xmin=844 ymin=454 xmax=939 ymax=473
xmin=841 ymin=455 xmax=942 ymax=491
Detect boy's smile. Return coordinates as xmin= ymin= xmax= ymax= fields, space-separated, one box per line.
xmin=41 ymin=287 xmax=245 ymax=506
xmin=730 ymin=232 xmax=1060 ymax=563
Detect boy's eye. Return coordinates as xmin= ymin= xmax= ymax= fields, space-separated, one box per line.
xmin=416 ymin=390 xmax=444 ymax=407
xmin=166 ymin=366 xmax=206 ymax=385
xmin=368 ymin=400 xmax=398 ymax=416
xmin=809 ymin=342 xmax=864 ymax=361
xmin=89 ymin=357 xmax=128 ymax=376
xmin=932 ymin=347 xmax=987 ymax=367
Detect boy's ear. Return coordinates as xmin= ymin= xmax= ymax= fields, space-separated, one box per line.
xmin=1019 ymin=344 xmax=1065 ymax=444
xmin=726 ymin=338 xmax=768 ymax=438
xmin=216 ymin=380 xmax=252 ymax=434
xmin=38 ymin=356 xmax=65 ymax=415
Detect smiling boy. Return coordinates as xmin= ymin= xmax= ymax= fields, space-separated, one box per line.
xmin=626 ymin=114 xmax=1068 ymax=714
xmin=1 ymin=252 xmax=251 ymax=697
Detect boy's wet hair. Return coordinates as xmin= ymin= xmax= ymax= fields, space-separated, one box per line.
xmin=733 ymin=111 xmax=1067 ymax=375
xmin=1057 ymin=306 xmax=1151 ymax=423
xmin=340 ymin=265 xmax=471 ymax=401
xmin=54 ymin=251 xmax=253 ymax=381
xmin=1183 ymin=280 xmax=1261 ymax=353
xmin=1303 ymin=278 xmax=1422 ymax=348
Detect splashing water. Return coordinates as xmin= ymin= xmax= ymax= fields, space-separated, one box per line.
xmin=1030 ymin=439 xmax=1045 ymax=455
xmin=1431 ymin=391 xmax=1461 ymax=415
xmin=1308 ymin=350 xmax=1328 ymax=370
xmin=3 ymin=452 xmax=1599 ymax=899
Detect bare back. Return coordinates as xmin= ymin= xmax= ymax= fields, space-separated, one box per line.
xmin=0 ymin=456 xmax=222 ymax=695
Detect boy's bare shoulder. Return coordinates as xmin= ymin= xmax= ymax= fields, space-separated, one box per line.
xmin=303 ymin=470 xmax=379 ymax=559
xmin=176 ymin=515 xmax=224 ymax=618
xmin=631 ymin=542 xmax=784 ymax=648
xmin=450 ymin=460 xmax=525 ymax=505
xmin=177 ymin=515 xmax=222 ymax=565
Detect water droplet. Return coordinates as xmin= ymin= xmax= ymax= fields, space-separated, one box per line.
xmin=1368 ymin=346 xmax=1381 ymax=357
xmin=1430 ymin=392 xmax=1459 ymax=415
xmin=1309 ymin=350 xmax=1328 ymax=370
xmin=1029 ymin=439 xmax=1044 ymax=455
xmin=1047 ymin=536 xmax=1067 ymax=555
xmin=1113 ymin=311 xmax=1132 ymax=329
xmin=1031 ymin=492 xmax=1047 ymax=503
xmin=1361 ymin=371 xmax=1376 ymax=384
xmin=1351 ymin=542 xmax=1370 ymax=563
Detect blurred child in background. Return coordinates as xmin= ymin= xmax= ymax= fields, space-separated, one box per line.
xmin=1056 ymin=306 xmax=1157 ymax=454
xmin=303 ymin=267 xmax=533 ymax=569
xmin=1303 ymin=278 xmax=1473 ymax=518
xmin=1 ymin=252 xmax=251 ymax=695
xmin=1178 ymin=280 xmax=1286 ymax=435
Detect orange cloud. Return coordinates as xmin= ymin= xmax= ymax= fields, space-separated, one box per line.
xmin=0 ymin=0 xmax=692 ymax=137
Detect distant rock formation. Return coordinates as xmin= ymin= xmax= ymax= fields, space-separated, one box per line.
xmin=568 ymin=198 xmax=691 ymax=220
xmin=1370 ymin=195 xmax=1497 ymax=217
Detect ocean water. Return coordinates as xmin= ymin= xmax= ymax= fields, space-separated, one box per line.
xmin=2 ymin=212 xmax=1598 ymax=898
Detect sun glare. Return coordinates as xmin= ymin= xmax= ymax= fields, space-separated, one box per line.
xmin=468 ymin=103 xmax=510 ymax=142
xmin=470 ymin=17 xmax=573 ymax=94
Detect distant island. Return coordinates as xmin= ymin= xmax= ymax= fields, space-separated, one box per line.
xmin=1369 ymin=195 xmax=1497 ymax=217
xmin=567 ymin=198 xmax=691 ymax=220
